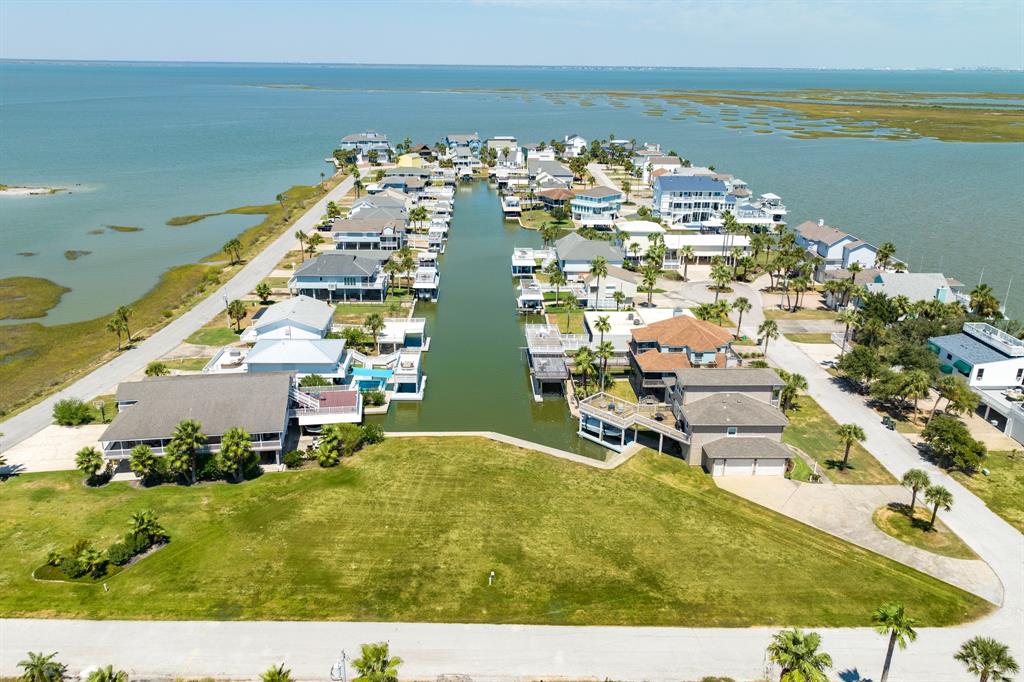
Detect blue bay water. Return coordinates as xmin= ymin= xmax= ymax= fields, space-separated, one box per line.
xmin=1 ymin=61 xmax=1022 ymax=322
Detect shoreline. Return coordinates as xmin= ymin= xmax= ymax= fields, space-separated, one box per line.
xmin=0 ymin=184 xmax=66 ymax=196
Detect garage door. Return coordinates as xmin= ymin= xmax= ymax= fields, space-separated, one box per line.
xmin=755 ymin=458 xmax=786 ymax=476
xmin=723 ymin=458 xmax=755 ymax=476
xmin=712 ymin=459 xmax=726 ymax=476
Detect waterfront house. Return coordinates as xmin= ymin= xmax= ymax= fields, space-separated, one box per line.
xmin=205 ymin=338 xmax=353 ymax=380
xmin=99 ymin=373 xmax=293 ymax=465
xmin=553 ymin=232 xmax=625 ymax=276
xmin=537 ymin=187 xmax=576 ymax=210
xmin=486 ymin=136 xmax=518 ymax=152
xmin=563 ymin=134 xmax=588 ymax=158
xmin=624 ymin=232 xmax=750 ymax=268
xmin=528 ymin=159 xmax=574 ymax=186
xmin=638 ymin=155 xmax=683 ymax=183
xmin=524 ymin=146 xmax=556 ymax=162
xmin=570 ymin=186 xmax=623 ymax=227
xmin=379 ymin=175 xmax=426 ymax=196
xmin=795 ymin=219 xmax=879 ymax=280
xmin=510 ymin=246 xmax=557 ymax=278
xmin=929 ymin=322 xmax=1024 ymax=444
xmin=339 ymin=131 xmax=391 ymax=163
xmin=652 ymin=175 xmax=729 ymax=228
xmin=629 ymin=315 xmax=738 ymax=400
xmin=332 ymin=217 xmax=406 ymax=251
xmin=582 ymin=307 xmax=678 ymax=353
xmin=577 ymin=367 xmax=791 ymax=475
xmin=412 ymin=264 xmax=441 ymax=301
xmin=377 ymin=317 xmax=429 ymax=351
xmin=445 ymin=133 xmax=481 ymax=152
xmin=240 ymin=295 xmax=334 ymax=343
xmin=581 ymin=265 xmax=641 ymax=309
xmin=451 ymin=145 xmax=478 ymax=177
xmin=396 ymin=153 xmax=424 ymax=168
xmin=288 ymin=253 xmax=388 ymax=301
xmin=863 ymin=272 xmax=963 ymax=305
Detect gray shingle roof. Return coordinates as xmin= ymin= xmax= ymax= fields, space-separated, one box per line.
xmin=675 ymin=368 xmax=782 ymax=388
xmin=555 ymin=232 xmax=625 ymax=263
xmin=682 ymin=392 xmax=788 ymax=427
xmin=252 ymin=295 xmax=333 ymax=331
xmin=294 ymin=253 xmax=380 ymax=278
xmin=102 ymin=373 xmax=291 ymax=442
xmin=331 ymin=217 xmax=405 ymax=235
xmin=796 ymin=220 xmax=851 ymax=245
xmin=703 ymin=437 xmax=793 ymax=460
xmin=930 ymin=333 xmax=1012 ymax=364
xmin=528 ymin=159 xmax=572 ymax=178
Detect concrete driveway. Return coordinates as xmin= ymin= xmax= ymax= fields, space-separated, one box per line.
xmin=2 ymin=424 xmax=106 ymax=473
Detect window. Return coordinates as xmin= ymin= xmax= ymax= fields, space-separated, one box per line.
xmin=1017 ymin=368 xmax=1023 ymax=382
xmin=726 ymin=426 xmax=738 ymax=436
xmin=976 ymin=368 xmax=985 ymax=381
xmin=947 ymin=353 xmax=953 ymax=360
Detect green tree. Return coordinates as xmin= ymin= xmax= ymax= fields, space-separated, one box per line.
xmin=835 ymin=308 xmax=859 ymax=358
xmin=922 ymin=414 xmax=987 ymax=472
xmin=612 ymin=289 xmax=626 ymax=311
xmin=365 ymin=313 xmax=385 ymax=354
xmin=641 ymin=264 xmax=659 ymax=307
xmin=18 ymin=651 xmax=67 ymax=682
xmin=766 ymin=628 xmax=832 ymax=682
xmin=835 ymin=423 xmax=866 ymax=470
xmin=562 ymin=292 xmax=578 ymax=331
xmin=129 ymin=509 xmax=167 ymax=543
xmin=326 ymin=201 xmax=341 ymax=219
xmin=219 ymin=426 xmax=255 ymax=482
xmin=539 ymin=221 xmax=560 ymax=247
xmin=589 ymin=256 xmax=609 ymax=308
xmin=260 ymin=663 xmax=293 ymax=682
xmin=115 ymin=305 xmax=134 ymax=344
xmin=779 ymin=372 xmax=807 ymax=412
xmin=593 ymin=314 xmax=611 ymax=377
xmin=731 ymin=296 xmax=751 ymax=338
xmin=621 ymin=179 xmax=631 ymax=202
xmin=85 ymin=665 xmax=128 ymax=682
xmin=75 ymin=446 xmax=105 ymax=482
xmin=318 ymin=423 xmax=363 ymax=465
xmin=129 ymin=444 xmax=158 ymax=484
xmin=874 ymin=241 xmax=897 ymax=270
xmin=954 ymin=636 xmax=1019 ymax=682
xmin=872 ymin=602 xmax=917 ymax=682
xmin=145 ymin=361 xmax=169 ymax=377
xmin=106 ymin=316 xmax=127 ymax=351
xmin=837 ymin=344 xmax=884 ymax=393
xmin=383 ymin=259 xmax=403 ymax=297
xmin=595 ymin=340 xmax=615 ymax=392
xmin=227 ymin=299 xmax=247 ymax=331
xmin=968 ymin=284 xmax=1001 ymax=318
xmin=169 ymin=419 xmax=205 ymax=484
xmin=679 ymin=245 xmax=695 ymax=281
xmin=758 ymin=319 xmax=779 ymax=354
xmin=222 ymin=237 xmax=243 ymax=265
xmin=923 ymin=484 xmax=954 ymax=531
xmin=306 ymin=232 xmax=325 ymax=255
xmin=294 ymin=230 xmax=307 ymax=260
xmin=901 ymin=468 xmax=930 ymax=517
xmin=710 ymin=263 xmax=732 ymax=303
xmin=255 ymin=281 xmax=272 ymax=304
xmin=902 ymin=368 xmax=933 ymax=424
xmin=352 ymin=642 xmax=402 ymax=682
xmin=571 ymin=345 xmax=597 ymax=396
xmin=53 ymin=397 xmax=93 ymax=426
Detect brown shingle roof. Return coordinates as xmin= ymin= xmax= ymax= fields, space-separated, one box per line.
xmin=537 ymin=188 xmax=576 ymax=201
xmin=574 ymin=185 xmax=622 ymax=199
xmin=632 ymin=316 xmax=733 ymax=351
xmin=634 ymin=349 xmax=692 ymax=372
xmin=796 ymin=220 xmax=850 ymax=245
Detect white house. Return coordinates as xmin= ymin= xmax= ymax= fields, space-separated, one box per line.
xmin=652 ymin=175 xmax=729 ymax=228
xmin=795 ymin=219 xmax=879 ymax=280
xmin=563 ymin=134 xmax=587 ymax=158
xmin=863 ymin=272 xmax=963 ymax=305
xmin=571 ymin=186 xmax=623 ymax=227
xmin=554 ymin=232 xmax=625 ymax=276
xmin=528 ymin=159 xmax=573 ymax=186
xmin=639 ymin=155 xmax=684 ymax=184
xmin=625 ymin=232 xmax=750 ymax=268
xmin=240 ymin=295 xmax=334 ymax=343
xmin=204 ymin=339 xmax=353 ymax=381
xmin=338 ymin=131 xmax=391 ymax=163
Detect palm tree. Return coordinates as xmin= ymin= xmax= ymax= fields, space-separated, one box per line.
xmin=129 ymin=444 xmax=158 ymax=484
xmin=612 ymin=290 xmax=626 ymax=310
xmin=255 ymin=282 xmax=272 ymax=304
xmin=365 ymin=313 xmax=385 ymax=354
xmin=75 ymin=446 xmax=105 ymax=481
xmin=261 ymin=663 xmax=294 ymax=682
xmin=875 ymin=241 xmax=897 ymax=270
xmin=17 ymin=651 xmax=66 ymax=682
xmin=306 ymin=232 xmax=325 ymax=255
xmin=86 ymin=664 xmax=129 ymax=682
xmin=219 ymin=426 xmax=254 ymax=482
xmin=129 ymin=510 xmax=166 ymax=542
xmin=969 ymin=284 xmax=1001 ymax=318
xmin=383 ymin=259 xmax=403 ymax=297
xmin=595 ymin=341 xmax=615 ymax=392
xmin=539 ymin=221 xmax=560 ymax=247
xmin=641 ymin=264 xmax=659 ymax=307
xmin=589 ymin=256 xmax=608 ymax=308
xmin=902 ymin=368 xmax=933 ymax=424
xmin=170 ymin=418 xmax=205 ymax=484
xmin=571 ymin=345 xmax=597 ymax=395
xmin=780 ymin=372 xmax=808 ymax=412
xmin=954 ymin=636 xmax=1019 ymax=682
xmin=835 ymin=423 xmax=866 ymax=470
xmin=398 ymin=247 xmax=416 ymax=291
xmin=353 ymin=642 xmax=403 ymax=682
xmin=145 ymin=361 xmax=169 ymax=377
xmin=562 ymin=292 xmax=578 ymax=331
xmin=731 ymin=297 xmax=751 ymax=338
xmin=924 ymin=484 xmax=953 ymax=531
xmin=548 ymin=266 xmax=567 ymax=306
xmin=594 ymin=315 xmax=611 ymax=346
xmin=872 ymin=602 xmax=917 ymax=682
xmin=758 ymin=319 xmax=779 ymax=354
xmin=901 ymin=468 xmax=930 ymax=517
xmin=226 ymin=299 xmax=247 ymax=331
xmin=294 ymin=230 xmax=307 ymax=260
xmin=222 ymin=237 xmax=243 ymax=265
xmin=116 ymin=305 xmax=134 ymax=343
xmin=836 ymin=308 xmax=859 ymax=358
xmin=710 ymin=262 xmax=732 ymax=303
xmin=106 ymin=316 xmax=126 ymax=351
xmin=680 ymin=245 xmax=695 ymax=281
xmin=766 ymin=628 xmax=832 ymax=682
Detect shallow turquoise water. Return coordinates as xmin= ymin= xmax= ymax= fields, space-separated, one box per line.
xmin=1 ymin=62 xmax=1022 ymax=322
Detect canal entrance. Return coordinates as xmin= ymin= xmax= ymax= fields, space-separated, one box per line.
xmin=376 ymin=182 xmax=605 ymax=458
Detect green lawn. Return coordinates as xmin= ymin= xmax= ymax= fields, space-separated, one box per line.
xmin=546 ymin=310 xmax=585 ymax=334
xmin=784 ymin=333 xmax=835 ymax=344
xmin=951 ymin=451 xmax=1024 ymax=533
xmin=872 ymin=505 xmax=978 ymax=560
xmin=334 ymin=301 xmax=405 ymax=324
xmin=161 ymin=357 xmax=213 ymax=372
xmin=518 ymin=209 xmax=569 ymax=230
xmin=783 ymin=396 xmax=897 ymax=485
xmin=764 ymin=308 xmax=837 ymax=321
xmin=604 ymin=378 xmax=638 ymax=402
xmin=0 ymin=438 xmax=987 ymax=625
xmin=185 ymin=326 xmax=240 ymax=346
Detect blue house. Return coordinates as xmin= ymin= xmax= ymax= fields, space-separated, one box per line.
xmin=652 ymin=175 xmax=728 ymax=227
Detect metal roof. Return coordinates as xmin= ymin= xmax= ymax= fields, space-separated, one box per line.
xmin=252 ymin=295 xmax=333 ymax=332
xmin=653 ymin=175 xmax=727 ymax=193
xmin=930 ymin=333 xmax=1013 ymax=365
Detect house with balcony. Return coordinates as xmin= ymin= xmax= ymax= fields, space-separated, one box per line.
xmin=99 ymin=373 xmax=292 ymax=465
xmin=553 ymin=232 xmax=625 ymax=276
xmin=348 ymin=192 xmax=409 ymax=221
xmin=338 ymin=131 xmax=391 ymax=164
xmin=563 ymin=133 xmax=587 ymax=158
xmin=581 ymin=265 xmax=641 ymax=309
xmin=205 ymin=338 xmax=353 ymax=382
xmin=537 ymin=187 xmax=575 ymax=211
xmin=582 ymin=307 xmax=679 ymax=353
xmin=412 ymin=264 xmax=440 ymax=301
xmin=571 ymin=186 xmax=623 ymax=227
xmin=638 ymin=155 xmax=684 ymax=183
xmin=628 ymin=315 xmax=738 ymax=400
xmin=623 ymin=231 xmax=750 ymax=268
xmin=332 ymin=217 xmax=406 ymax=252
xmin=795 ymin=219 xmax=880 ymax=281
xmin=528 ymin=159 xmax=574 ymax=187
xmin=288 ymin=253 xmax=388 ymax=302
xmin=652 ymin=175 xmax=729 ymax=228
xmin=240 ymin=295 xmax=334 ymax=343
xmin=929 ymin=322 xmax=1024 ymax=444
xmin=445 ymin=133 xmax=481 ymax=153
xmin=863 ymin=272 xmax=963 ymax=305
xmin=577 ymin=367 xmax=791 ymax=476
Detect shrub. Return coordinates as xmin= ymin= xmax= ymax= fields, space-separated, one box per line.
xmin=300 ymin=374 xmax=331 ymax=387
xmin=361 ymin=423 xmax=385 ymax=445
xmin=163 ymin=310 xmax=173 ymax=319
xmin=362 ymin=389 xmax=386 ymax=407
xmin=53 ymin=398 xmax=93 ymax=426
xmin=107 ymin=542 xmax=133 ymax=566
xmin=123 ymin=531 xmax=152 ymax=557
xmin=46 ymin=550 xmax=64 ymax=567
xmin=61 ymin=556 xmax=87 ymax=579
xmin=316 ymin=446 xmax=340 ymax=468
xmin=282 ymin=450 xmax=305 ymax=469
xmin=196 ymin=451 xmax=225 ymax=481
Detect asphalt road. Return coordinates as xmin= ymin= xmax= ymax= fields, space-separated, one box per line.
xmin=1 ymin=174 xmax=354 ymax=453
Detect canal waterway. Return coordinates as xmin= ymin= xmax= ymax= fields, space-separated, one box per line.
xmin=373 ymin=182 xmax=606 ymax=458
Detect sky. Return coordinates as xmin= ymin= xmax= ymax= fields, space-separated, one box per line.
xmin=1 ymin=0 xmax=1022 ymax=69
